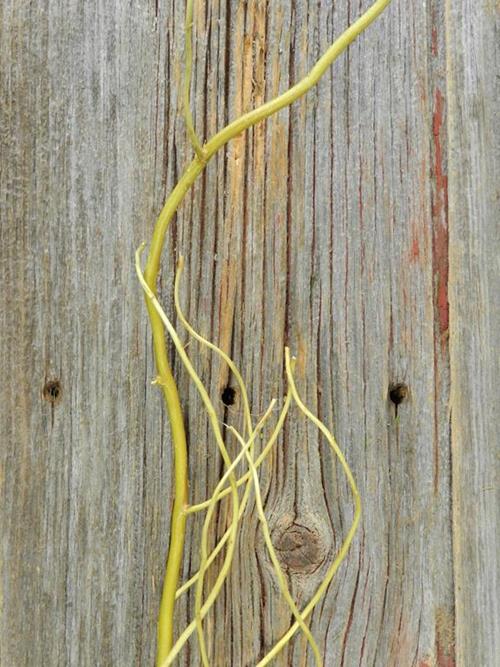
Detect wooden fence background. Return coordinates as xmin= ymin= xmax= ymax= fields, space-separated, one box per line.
xmin=1 ymin=1 xmax=499 ymax=665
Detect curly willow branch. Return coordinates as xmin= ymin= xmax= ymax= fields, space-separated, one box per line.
xmin=164 ymin=405 xmax=275 ymax=667
xmin=253 ymin=349 xmax=362 ymax=667
xmin=175 ymin=389 xmax=293 ymax=597
xmin=174 ymin=259 xmax=320 ymax=664
xmin=229 ymin=427 xmax=323 ymax=666
xmin=136 ymin=246 xmax=242 ymax=661
xmin=138 ymin=1 xmax=392 ymax=665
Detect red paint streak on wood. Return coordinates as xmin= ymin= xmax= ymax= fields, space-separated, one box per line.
xmin=431 ymin=89 xmax=449 ymax=343
xmin=435 ymin=608 xmax=456 ymax=667
xmin=430 ymin=6 xmax=438 ymax=57
xmin=437 ymin=651 xmax=456 ymax=667
xmin=436 ymin=639 xmax=456 ymax=667
xmin=410 ymin=236 xmax=420 ymax=262
xmin=431 ymin=25 xmax=438 ymax=56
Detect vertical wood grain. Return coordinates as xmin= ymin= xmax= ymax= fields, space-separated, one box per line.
xmin=0 ymin=1 xmax=498 ymax=665
xmin=446 ymin=1 xmax=500 ymax=665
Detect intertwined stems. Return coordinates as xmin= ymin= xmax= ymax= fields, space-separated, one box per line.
xmin=137 ymin=247 xmax=241 ymax=665
xmin=230 ymin=425 xmax=323 ymax=666
xmin=138 ymin=247 xmax=361 ymax=665
xmin=138 ymin=251 xmax=311 ymax=661
xmin=174 ymin=260 xmax=321 ymax=665
xmin=140 ymin=1 xmax=392 ymax=664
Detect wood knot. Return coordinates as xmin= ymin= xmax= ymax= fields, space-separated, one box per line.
xmin=274 ymin=522 xmax=325 ymax=575
xmin=42 ymin=379 xmax=62 ymax=404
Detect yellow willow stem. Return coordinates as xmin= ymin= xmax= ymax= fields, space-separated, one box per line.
xmin=174 ymin=255 xmax=253 ymax=438
xmin=183 ymin=0 xmax=206 ymax=160
xmin=255 ymin=349 xmax=362 ymax=667
xmin=145 ymin=0 xmax=391 ymax=290
xmin=173 ymin=258 xmax=320 ymax=661
xmin=185 ymin=382 xmax=293 ymax=515
xmin=137 ymin=246 xmax=240 ymax=665
xmin=142 ymin=1 xmax=391 ymax=662
xmin=175 ymin=388 xmax=292 ymax=599
xmin=143 ymin=161 xmax=202 ymax=667
xmin=230 ymin=426 xmax=322 ymax=667
xmin=163 ymin=403 xmax=276 ymax=667
xmin=174 ymin=254 xmax=255 ymax=665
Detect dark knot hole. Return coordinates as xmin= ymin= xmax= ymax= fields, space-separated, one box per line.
xmin=43 ymin=379 xmax=62 ymax=404
xmin=221 ymin=386 xmax=236 ymax=406
xmin=389 ymin=382 xmax=408 ymax=406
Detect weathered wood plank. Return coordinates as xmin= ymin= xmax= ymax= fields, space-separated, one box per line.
xmin=1 ymin=1 xmax=498 ymax=666
xmin=446 ymin=1 xmax=500 ymax=665
xmin=1 ymin=2 xmax=166 ymax=665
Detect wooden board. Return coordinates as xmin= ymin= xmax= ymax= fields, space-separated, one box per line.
xmin=1 ymin=1 xmax=498 ymax=665
xmin=446 ymin=1 xmax=500 ymax=664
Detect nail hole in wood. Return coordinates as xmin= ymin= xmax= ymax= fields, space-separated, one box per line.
xmin=389 ymin=382 xmax=408 ymax=406
xmin=221 ymin=386 xmax=236 ymax=406
xmin=43 ymin=379 xmax=62 ymax=404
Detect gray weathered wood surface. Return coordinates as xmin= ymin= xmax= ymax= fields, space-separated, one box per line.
xmin=1 ymin=1 xmax=499 ymax=665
